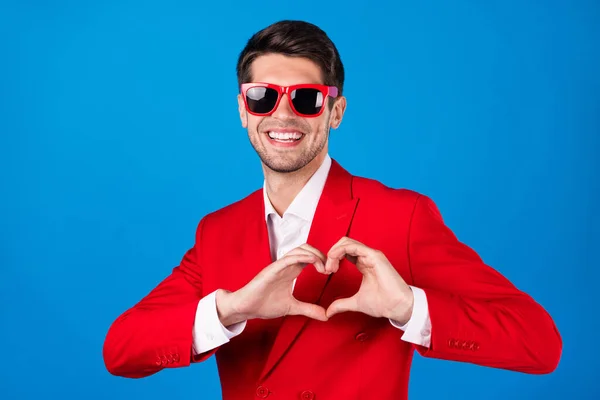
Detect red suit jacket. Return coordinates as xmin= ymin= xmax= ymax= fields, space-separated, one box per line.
xmin=103 ymin=159 xmax=562 ymax=400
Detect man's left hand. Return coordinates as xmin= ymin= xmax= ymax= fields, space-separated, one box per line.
xmin=324 ymin=237 xmax=414 ymax=324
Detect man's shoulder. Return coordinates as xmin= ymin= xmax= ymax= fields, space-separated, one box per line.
xmin=351 ymin=174 xmax=440 ymax=222
xmin=203 ymin=188 xmax=262 ymax=223
xmin=352 ymin=174 xmax=423 ymax=203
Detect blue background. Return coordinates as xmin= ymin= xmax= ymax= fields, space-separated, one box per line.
xmin=1 ymin=0 xmax=598 ymax=398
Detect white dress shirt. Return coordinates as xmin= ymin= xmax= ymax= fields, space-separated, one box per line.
xmin=192 ymin=154 xmax=432 ymax=354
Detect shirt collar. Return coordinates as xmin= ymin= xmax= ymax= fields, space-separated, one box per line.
xmin=263 ymin=154 xmax=332 ymax=222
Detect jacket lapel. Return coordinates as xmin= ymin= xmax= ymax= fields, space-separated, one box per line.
xmin=235 ymin=189 xmax=276 ymax=290
xmin=259 ymin=159 xmax=360 ymax=381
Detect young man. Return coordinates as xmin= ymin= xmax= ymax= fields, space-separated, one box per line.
xmin=103 ymin=20 xmax=562 ymax=400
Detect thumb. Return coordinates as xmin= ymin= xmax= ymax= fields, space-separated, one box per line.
xmin=326 ymin=295 xmax=359 ymax=319
xmin=289 ymin=300 xmax=328 ymax=322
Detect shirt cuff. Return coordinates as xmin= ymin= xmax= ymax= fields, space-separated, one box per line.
xmin=192 ymin=290 xmax=247 ymax=355
xmin=389 ymin=286 xmax=432 ymax=348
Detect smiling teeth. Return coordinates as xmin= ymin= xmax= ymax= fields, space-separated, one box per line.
xmin=268 ymin=131 xmax=302 ymax=141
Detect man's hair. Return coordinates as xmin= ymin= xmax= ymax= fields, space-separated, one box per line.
xmin=236 ymin=20 xmax=345 ymax=98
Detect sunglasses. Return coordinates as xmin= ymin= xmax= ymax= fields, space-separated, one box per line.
xmin=240 ymin=82 xmax=339 ymax=117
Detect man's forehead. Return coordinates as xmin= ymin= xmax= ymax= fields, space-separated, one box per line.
xmin=250 ymin=54 xmax=324 ymax=84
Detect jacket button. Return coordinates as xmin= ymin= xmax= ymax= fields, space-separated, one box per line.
xmin=256 ymin=386 xmax=269 ymax=398
xmin=355 ymin=332 xmax=370 ymax=341
xmin=301 ymin=390 xmax=315 ymax=400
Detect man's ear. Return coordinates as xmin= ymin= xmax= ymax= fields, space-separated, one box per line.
xmin=238 ymin=94 xmax=248 ymax=128
xmin=329 ymin=96 xmax=347 ymax=129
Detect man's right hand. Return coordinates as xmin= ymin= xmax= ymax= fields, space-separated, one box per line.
xmin=215 ymin=244 xmax=329 ymax=326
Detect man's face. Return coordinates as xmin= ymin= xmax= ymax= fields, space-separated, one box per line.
xmin=238 ymin=53 xmax=346 ymax=173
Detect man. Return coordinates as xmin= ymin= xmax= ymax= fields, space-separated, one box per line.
xmin=103 ymin=20 xmax=562 ymax=400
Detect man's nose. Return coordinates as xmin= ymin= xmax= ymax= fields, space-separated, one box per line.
xmin=271 ymin=93 xmax=295 ymax=118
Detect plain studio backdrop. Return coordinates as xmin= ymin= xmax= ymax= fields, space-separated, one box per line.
xmin=0 ymin=1 xmax=598 ymax=399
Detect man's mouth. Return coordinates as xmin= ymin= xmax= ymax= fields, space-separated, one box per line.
xmin=266 ymin=131 xmax=304 ymax=143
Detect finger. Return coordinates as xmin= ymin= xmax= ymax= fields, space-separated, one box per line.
xmin=283 ymin=247 xmax=326 ymax=271
xmin=326 ymin=295 xmax=359 ymax=318
xmin=326 ymin=241 xmax=371 ymax=270
xmin=282 ymin=249 xmax=326 ymax=274
xmin=324 ymin=255 xmax=338 ymax=275
xmin=276 ymin=253 xmax=318 ymax=273
xmin=294 ymin=244 xmax=326 ymax=273
xmin=298 ymin=243 xmax=327 ymax=263
xmin=325 ymin=237 xmax=354 ymax=272
xmin=324 ymin=248 xmax=347 ymax=275
xmin=289 ymin=300 xmax=328 ymax=322
xmin=328 ymin=236 xmax=354 ymax=252
xmin=325 ymin=254 xmax=344 ymax=274
xmin=297 ymin=246 xmax=326 ymax=273
xmin=325 ymin=258 xmax=339 ymax=274
xmin=329 ymin=241 xmax=370 ymax=260
xmin=283 ymin=247 xmax=314 ymax=258
xmin=276 ymin=253 xmax=329 ymax=278
xmin=313 ymin=258 xmax=327 ymax=274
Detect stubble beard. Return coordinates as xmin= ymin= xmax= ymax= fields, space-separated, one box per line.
xmin=249 ymin=119 xmax=330 ymax=174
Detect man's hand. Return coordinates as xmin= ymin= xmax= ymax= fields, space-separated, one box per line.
xmin=324 ymin=237 xmax=414 ymax=324
xmin=216 ymin=244 xmax=329 ymax=326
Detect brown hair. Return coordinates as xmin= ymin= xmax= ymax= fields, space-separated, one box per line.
xmin=236 ymin=20 xmax=345 ymax=98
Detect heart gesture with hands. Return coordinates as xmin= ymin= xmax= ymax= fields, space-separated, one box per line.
xmin=216 ymin=237 xmax=414 ymax=327
xmin=323 ymin=237 xmax=415 ymax=324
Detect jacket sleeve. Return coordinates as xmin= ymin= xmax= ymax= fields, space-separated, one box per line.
xmin=102 ymin=216 xmax=218 ymax=378
xmin=407 ymin=194 xmax=562 ymax=374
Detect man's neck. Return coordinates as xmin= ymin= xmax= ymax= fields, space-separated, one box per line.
xmin=263 ymin=152 xmax=326 ymax=217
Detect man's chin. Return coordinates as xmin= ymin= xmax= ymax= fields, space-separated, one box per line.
xmin=261 ymin=155 xmax=307 ymax=174
xmin=264 ymin=161 xmax=304 ymax=174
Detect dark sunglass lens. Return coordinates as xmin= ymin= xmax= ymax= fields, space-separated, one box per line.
xmin=246 ymin=87 xmax=279 ymax=114
xmin=291 ymin=88 xmax=324 ymax=115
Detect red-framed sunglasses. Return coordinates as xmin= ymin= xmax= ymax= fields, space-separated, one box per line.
xmin=240 ymin=82 xmax=339 ymax=117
